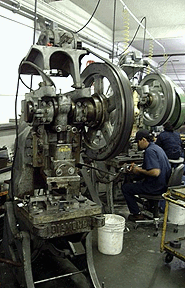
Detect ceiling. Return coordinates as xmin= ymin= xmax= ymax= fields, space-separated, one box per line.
xmin=60 ymin=0 xmax=185 ymax=91
xmin=1 ymin=0 xmax=185 ymax=90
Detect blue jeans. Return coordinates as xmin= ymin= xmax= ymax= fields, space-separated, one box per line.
xmin=121 ymin=182 xmax=162 ymax=214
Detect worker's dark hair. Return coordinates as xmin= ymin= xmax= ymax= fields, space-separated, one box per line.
xmin=164 ymin=121 xmax=174 ymax=132
xmin=135 ymin=129 xmax=154 ymax=142
xmin=146 ymin=132 xmax=154 ymax=142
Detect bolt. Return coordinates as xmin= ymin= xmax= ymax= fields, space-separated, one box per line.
xmin=82 ymin=117 xmax=87 ymax=122
xmin=56 ymin=168 xmax=62 ymax=176
xmin=68 ymin=167 xmax=75 ymax=175
xmin=56 ymin=125 xmax=62 ymax=132
xmin=72 ymin=127 xmax=78 ymax=133
xmin=66 ymin=125 xmax=71 ymax=131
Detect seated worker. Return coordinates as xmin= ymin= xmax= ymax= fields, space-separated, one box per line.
xmin=155 ymin=122 xmax=184 ymax=162
xmin=122 ymin=129 xmax=171 ymax=221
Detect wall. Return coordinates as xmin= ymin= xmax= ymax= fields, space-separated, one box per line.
xmin=0 ymin=7 xmax=35 ymax=124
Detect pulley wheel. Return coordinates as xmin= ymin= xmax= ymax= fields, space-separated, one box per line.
xmin=167 ymin=86 xmax=185 ymax=129
xmin=81 ymin=62 xmax=134 ymax=160
xmin=140 ymin=73 xmax=176 ymax=126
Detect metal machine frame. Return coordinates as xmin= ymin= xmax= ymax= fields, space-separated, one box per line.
xmin=2 ymin=27 xmax=135 ymax=288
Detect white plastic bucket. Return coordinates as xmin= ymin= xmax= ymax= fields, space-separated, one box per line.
xmin=168 ymin=200 xmax=185 ymax=225
xmin=98 ymin=214 xmax=125 ymax=255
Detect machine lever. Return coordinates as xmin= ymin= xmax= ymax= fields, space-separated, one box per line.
xmin=76 ymin=163 xmax=116 ymax=176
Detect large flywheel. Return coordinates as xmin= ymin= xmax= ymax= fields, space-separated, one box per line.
xmin=80 ymin=62 xmax=134 ymax=161
xmin=139 ymin=73 xmax=185 ymax=127
xmin=139 ymin=73 xmax=176 ymax=126
xmin=168 ymin=86 xmax=185 ymax=129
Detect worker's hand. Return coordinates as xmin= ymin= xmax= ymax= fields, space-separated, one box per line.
xmin=132 ymin=164 xmax=142 ymax=175
xmin=126 ymin=162 xmax=136 ymax=173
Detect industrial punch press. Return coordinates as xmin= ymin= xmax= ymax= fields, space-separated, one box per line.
xmin=2 ymin=27 xmax=134 ymax=288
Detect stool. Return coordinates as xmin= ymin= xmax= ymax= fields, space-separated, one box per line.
xmin=135 ymin=163 xmax=185 ymax=235
xmin=134 ymin=194 xmax=163 ymax=235
xmin=139 ymin=194 xmax=163 ymax=218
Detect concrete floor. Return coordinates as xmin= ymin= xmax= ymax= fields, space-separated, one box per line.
xmin=93 ymin=215 xmax=185 ymax=288
xmin=1 ymin=204 xmax=185 ymax=288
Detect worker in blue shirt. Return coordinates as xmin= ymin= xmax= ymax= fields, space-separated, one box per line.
xmin=122 ymin=129 xmax=171 ymax=221
xmin=156 ymin=121 xmax=184 ymax=162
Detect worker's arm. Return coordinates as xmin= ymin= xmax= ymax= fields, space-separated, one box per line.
xmin=132 ymin=165 xmax=160 ymax=177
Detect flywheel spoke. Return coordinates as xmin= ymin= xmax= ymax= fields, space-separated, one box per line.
xmin=101 ymin=121 xmax=113 ymax=144
xmin=107 ymin=94 xmax=116 ymax=113
xmin=93 ymin=74 xmax=104 ymax=94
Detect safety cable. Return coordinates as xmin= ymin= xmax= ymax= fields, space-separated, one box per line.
xmin=162 ymin=53 xmax=168 ymax=74
xmin=75 ymin=0 xmax=101 ymax=34
xmin=10 ymin=72 xmax=21 ymax=200
xmin=19 ymin=76 xmax=34 ymax=91
xmin=120 ymin=16 xmax=146 ymax=83
xmin=19 ymin=60 xmax=56 ymax=88
xmin=118 ymin=16 xmax=146 ymax=59
xmin=119 ymin=0 xmax=166 ymax=54
xmin=157 ymin=56 xmax=171 ymax=68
